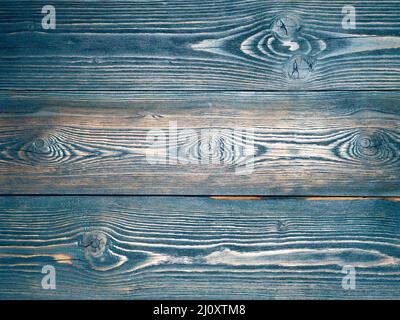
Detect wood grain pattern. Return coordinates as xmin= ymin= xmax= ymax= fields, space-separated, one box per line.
xmin=0 ymin=196 xmax=399 ymax=299
xmin=1 ymin=0 xmax=400 ymax=301
xmin=1 ymin=0 xmax=400 ymax=91
xmin=0 ymin=91 xmax=399 ymax=195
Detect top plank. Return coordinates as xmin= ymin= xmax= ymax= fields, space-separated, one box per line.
xmin=1 ymin=0 xmax=400 ymax=91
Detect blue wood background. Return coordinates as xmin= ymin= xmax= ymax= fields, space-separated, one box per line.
xmin=0 ymin=0 xmax=399 ymax=299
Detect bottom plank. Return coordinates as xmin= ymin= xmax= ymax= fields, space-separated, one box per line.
xmin=0 ymin=197 xmax=399 ymax=299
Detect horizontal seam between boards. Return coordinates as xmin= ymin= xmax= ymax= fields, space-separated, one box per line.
xmin=0 ymin=194 xmax=399 ymax=200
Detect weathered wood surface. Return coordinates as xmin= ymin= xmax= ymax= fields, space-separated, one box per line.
xmin=1 ymin=0 xmax=400 ymax=301
xmin=0 ymin=91 xmax=399 ymax=195
xmin=1 ymin=0 xmax=400 ymax=91
xmin=0 ymin=196 xmax=399 ymax=299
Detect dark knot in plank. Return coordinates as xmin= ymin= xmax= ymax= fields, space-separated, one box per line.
xmin=286 ymin=54 xmax=315 ymax=80
xmin=269 ymin=13 xmax=323 ymax=83
xmin=9 ymin=130 xmax=96 ymax=167
xmin=33 ymin=138 xmax=47 ymax=151
xmin=81 ymin=230 xmax=128 ymax=271
xmin=335 ymin=129 xmax=400 ymax=166
xmin=83 ymin=231 xmax=107 ymax=258
xmin=271 ymin=14 xmax=301 ymax=42
xmin=276 ymin=220 xmax=289 ymax=232
xmin=24 ymin=134 xmax=69 ymax=165
xmin=91 ymin=57 xmax=102 ymax=65
xmin=357 ymin=134 xmax=383 ymax=156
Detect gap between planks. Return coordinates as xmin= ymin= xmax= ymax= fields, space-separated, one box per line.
xmin=1 ymin=194 xmax=399 ymax=201
xmin=210 ymin=196 xmax=400 ymax=201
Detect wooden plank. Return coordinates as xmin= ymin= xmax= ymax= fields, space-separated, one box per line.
xmin=1 ymin=0 xmax=400 ymax=91
xmin=0 ymin=91 xmax=399 ymax=195
xmin=0 ymin=196 xmax=399 ymax=299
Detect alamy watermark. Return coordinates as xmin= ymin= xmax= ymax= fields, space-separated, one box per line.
xmin=42 ymin=5 xmax=56 ymax=30
xmin=341 ymin=265 xmax=356 ymax=290
xmin=41 ymin=265 xmax=56 ymax=290
xmin=145 ymin=122 xmax=255 ymax=175
xmin=342 ymin=5 xmax=356 ymax=30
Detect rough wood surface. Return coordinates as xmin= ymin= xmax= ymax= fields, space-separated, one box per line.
xmin=0 ymin=196 xmax=399 ymax=299
xmin=1 ymin=0 xmax=400 ymax=91
xmin=1 ymin=0 xmax=400 ymax=301
xmin=0 ymin=91 xmax=399 ymax=195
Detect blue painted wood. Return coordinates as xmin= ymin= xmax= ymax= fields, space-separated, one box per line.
xmin=0 ymin=0 xmax=399 ymax=301
xmin=0 ymin=91 xmax=399 ymax=195
xmin=1 ymin=0 xmax=400 ymax=91
xmin=0 ymin=196 xmax=399 ymax=299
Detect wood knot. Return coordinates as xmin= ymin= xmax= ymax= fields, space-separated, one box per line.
xmin=33 ymin=138 xmax=47 ymax=150
xmin=16 ymin=133 xmax=79 ymax=167
xmin=83 ymin=231 xmax=107 ymax=258
xmin=334 ymin=129 xmax=400 ymax=167
xmin=92 ymin=57 xmax=101 ymax=64
xmin=81 ymin=230 xmax=128 ymax=271
xmin=31 ymin=136 xmax=52 ymax=154
xmin=286 ymin=54 xmax=315 ymax=80
xmin=271 ymin=14 xmax=301 ymax=42
xmin=276 ymin=220 xmax=289 ymax=232
xmin=355 ymin=132 xmax=384 ymax=158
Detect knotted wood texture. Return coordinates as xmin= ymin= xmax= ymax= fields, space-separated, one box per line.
xmin=1 ymin=0 xmax=400 ymax=90
xmin=0 ymin=92 xmax=399 ymax=195
xmin=0 ymin=0 xmax=400 ymax=300
xmin=0 ymin=197 xmax=399 ymax=299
